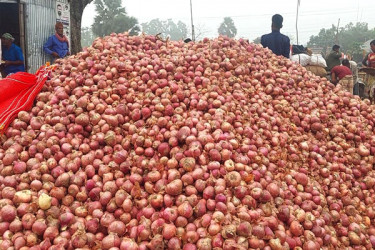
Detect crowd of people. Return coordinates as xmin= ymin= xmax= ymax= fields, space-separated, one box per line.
xmin=0 ymin=22 xmax=69 ymax=78
xmin=1 ymin=18 xmax=375 ymax=96
xmin=260 ymin=14 xmax=375 ymax=96
xmin=324 ymin=42 xmax=375 ymax=96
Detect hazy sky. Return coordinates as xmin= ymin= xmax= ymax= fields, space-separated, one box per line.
xmin=82 ymin=0 xmax=375 ymax=45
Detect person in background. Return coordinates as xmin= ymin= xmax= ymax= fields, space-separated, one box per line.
xmin=0 ymin=33 xmax=25 ymax=78
xmin=261 ymin=14 xmax=290 ymax=58
xmin=43 ymin=22 xmax=70 ymax=61
xmin=349 ymin=60 xmax=358 ymax=85
xmin=326 ymin=45 xmax=341 ymax=72
xmin=362 ymin=40 xmax=375 ymax=68
xmin=306 ymin=48 xmax=313 ymax=56
xmin=362 ymin=40 xmax=375 ymax=102
xmin=0 ymin=37 xmax=2 ymax=79
xmin=331 ymin=59 xmax=353 ymax=94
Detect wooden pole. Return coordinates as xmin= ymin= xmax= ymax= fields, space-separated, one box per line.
xmin=296 ymin=0 xmax=300 ymax=44
xmin=335 ymin=18 xmax=340 ymax=45
xmin=190 ymin=0 xmax=195 ymax=41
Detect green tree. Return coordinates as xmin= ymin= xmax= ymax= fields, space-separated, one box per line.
xmin=174 ymin=21 xmax=188 ymax=40
xmin=81 ymin=27 xmax=96 ymax=48
xmin=307 ymin=24 xmax=343 ymax=56
xmin=141 ymin=19 xmax=161 ymax=37
xmin=141 ymin=19 xmax=188 ymax=41
xmin=307 ymin=22 xmax=375 ymax=61
xmin=218 ymin=17 xmax=237 ymax=38
xmin=70 ymin=0 xmax=94 ymax=54
xmin=340 ymin=23 xmax=375 ymax=61
xmin=92 ymin=0 xmax=140 ymax=37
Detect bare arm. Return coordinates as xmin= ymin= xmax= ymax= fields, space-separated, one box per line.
xmin=333 ymin=52 xmax=341 ymax=59
xmin=282 ymin=37 xmax=291 ymax=58
xmin=331 ymin=71 xmax=338 ymax=84
xmin=4 ymin=60 xmax=23 ymax=66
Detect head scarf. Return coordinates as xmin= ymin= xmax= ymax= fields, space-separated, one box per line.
xmin=55 ymin=32 xmax=69 ymax=44
xmin=1 ymin=33 xmax=15 ymax=42
xmin=54 ymin=22 xmax=69 ymax=47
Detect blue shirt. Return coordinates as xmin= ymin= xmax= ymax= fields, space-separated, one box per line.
xmin=43 ymin=35 xmax=69 ymax=58
xmin=2 ymin=43 xmax=25 ymax=75
xmin=261 ymin=30 xmax=290 ymax=58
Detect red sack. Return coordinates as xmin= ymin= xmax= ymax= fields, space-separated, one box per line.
xmin=0 ymin=66 xmax=52 ymax=133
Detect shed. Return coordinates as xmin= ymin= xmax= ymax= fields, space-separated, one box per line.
xmin=0 ymin=0 xmax=71 ymax=73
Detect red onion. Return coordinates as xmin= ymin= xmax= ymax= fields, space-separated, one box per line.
xmin=120 ymin=238 xmax=139 ymax=250
xmin=290 ymin=221 xmax=304 ymax=236
xmin=59 ymin=212 xmax=75 ymax=229
xmin=102 ymin=234 xmax=121 ymax=249
xmin=32 ymin=219 xmax=47 ymax=235
xmin=165 ymin=179 xmax=183 ymax=196
xmin=1 ymin=205 xmax=17 ymax=222
xmin=0 ymin=222 xmax=9 ymax=235
xmin=9 ymin=218 xmax=22 ymax=233
xmin=71 ymin=230 xmax=88 ymax=248
xmin=108 ymin=220 xmax=126 ymax=236
xmin=43 ymin=226 xmax=59 ymax=240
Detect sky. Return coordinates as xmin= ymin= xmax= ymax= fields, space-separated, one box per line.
xmin=82 ymin=0 xmax=375 ymax=45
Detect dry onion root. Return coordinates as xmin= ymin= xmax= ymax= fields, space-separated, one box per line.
xmin=0 ymin=33 xmax=375 ymax=249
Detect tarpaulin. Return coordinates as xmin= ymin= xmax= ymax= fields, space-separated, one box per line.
xmin=0 ymin=65 xmax=54 ymax=133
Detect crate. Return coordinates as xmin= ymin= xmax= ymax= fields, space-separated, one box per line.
xmin=358 ymin=71 xmax=375 ymax=99
xmin=353 ymin=81 xmax=365 ymax=98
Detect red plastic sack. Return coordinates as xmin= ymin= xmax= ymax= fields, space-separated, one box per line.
xmin=0 ymin=66 xmax=52 ymax=133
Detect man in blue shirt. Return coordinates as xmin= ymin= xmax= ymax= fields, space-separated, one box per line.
xmin=43 ymin=22 xmax=70 ymax=60
xmin=0 ymin=33 xmax=25 ymax=77
xmin=261 ymin=14 xmax=290 ymax=58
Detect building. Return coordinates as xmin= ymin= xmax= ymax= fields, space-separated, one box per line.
xmin=0 ymin=0 xmax=71 ymax=73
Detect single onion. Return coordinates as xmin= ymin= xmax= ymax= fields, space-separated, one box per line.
xmin=38 ymin=193 xmax=52 ymax=210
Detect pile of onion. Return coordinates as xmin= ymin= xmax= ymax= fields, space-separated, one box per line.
xmin=0 ymin=32 xmax=375 ymax=249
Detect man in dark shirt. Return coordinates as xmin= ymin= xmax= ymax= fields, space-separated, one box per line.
xmin=261 ymin=14 xmax=290 ymax=58
xmin=326 ymin=45 xmax=341 ymax=72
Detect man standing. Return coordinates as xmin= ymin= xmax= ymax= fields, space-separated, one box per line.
xmin=261 ymin=14 xmax=290 ymax=58
xmin=362 ymin=40 xmax=375 ymax=68
xmin=0 ymin=33 xmax=25 ymax=78
xmin=326 ymin=45 xmax=341 ymax=72
xmin=349 ymin=59 xmax=358 ymax=84
xmin=43 ymin=22 xmax=70 ymax=61
xmin=362 ymin=40 xmax=375 ymax=101
xmin=331 ymin=59 xmax=353 ymax=94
